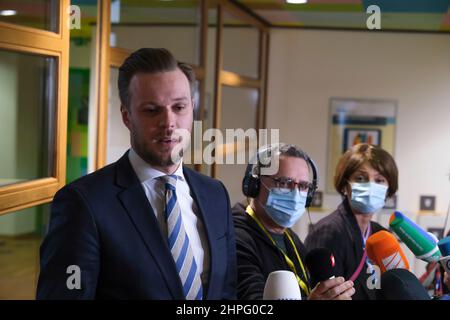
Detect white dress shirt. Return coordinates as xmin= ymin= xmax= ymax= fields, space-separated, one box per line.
xmin=128 ymin=149 xmax=210 ymax=286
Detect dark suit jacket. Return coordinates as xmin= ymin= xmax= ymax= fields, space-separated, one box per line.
xmin=37 ymin=152 xmax=237 ymax=299
xmin=304 ymin=198 xmax=386 ymax=300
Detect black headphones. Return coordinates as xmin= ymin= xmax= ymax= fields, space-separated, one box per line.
xmin=242 ymin=144 xmax=318 ymax=208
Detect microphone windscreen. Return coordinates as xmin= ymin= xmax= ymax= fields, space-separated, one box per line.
xmin=366 ymin=230 xmax=410 ymax=273
xmin=389 ymin=211 xmax=441 ymax=262
xmin=305 ymin=247 xmax=335 ymax=283
xmin=263 ymin=270 xmax=302 ymax=300
xmin=376 ymin=268 xmax=430 ymax=300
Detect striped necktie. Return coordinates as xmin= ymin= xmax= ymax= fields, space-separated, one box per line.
xmin=160 ymin=175 xmax=203 ymax=300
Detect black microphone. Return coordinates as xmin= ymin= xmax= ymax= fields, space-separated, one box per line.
xmin=376 ymin=268 xmax=431 ymax=300
xmin=305 ymin=247 xmax=336 ymax=286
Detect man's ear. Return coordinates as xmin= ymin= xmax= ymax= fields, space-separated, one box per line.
xmin=121 ymin=105 xmax=131 ymax=130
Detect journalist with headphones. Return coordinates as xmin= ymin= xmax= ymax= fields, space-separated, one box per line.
xmin=232 ymin=143 xmax=355 ymax=300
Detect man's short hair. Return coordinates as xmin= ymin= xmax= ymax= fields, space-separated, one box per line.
xmin=252 ymin=143 xmax=311 ymax=175
xmin=118 ymin=48 xmax=196 ymax=109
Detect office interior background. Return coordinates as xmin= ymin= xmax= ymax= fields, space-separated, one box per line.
xmin=0 ymin=0 xmax=449 ymax=299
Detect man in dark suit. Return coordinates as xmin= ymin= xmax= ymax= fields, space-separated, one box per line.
xmin=37 ymin=48 xmax=236 ymax=300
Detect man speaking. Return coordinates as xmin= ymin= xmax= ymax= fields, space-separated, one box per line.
xmin=37 ymin=48 xmax=236 ymax=300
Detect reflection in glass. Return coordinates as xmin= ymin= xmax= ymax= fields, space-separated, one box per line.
xmin=223 ymin=11 xmax=260 ymax=78
xmin=110 ymin=0 xmax=201 ymax=65
xmin=216 ymin=86 xmax=260 ymax=204
xmin=0 ymin=204 xmax=50 ymax=299
xmin=0 ymin=49 xmax=56 ymax=186
xmin=221 ymin=86 xmax=258 ymax=130
xmin=201 ymin=7 xmax=218 ymax=177
xmin=0 ymin=0 xmax=58 ymax=32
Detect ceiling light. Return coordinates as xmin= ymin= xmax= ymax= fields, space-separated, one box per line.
xmin=0 ymin=10 xmax=17 ymax=16
xmin=286 ymin=0 xmax=308 ymax=4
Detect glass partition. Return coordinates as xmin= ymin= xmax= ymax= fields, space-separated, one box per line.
xmin=0 ymin=49 xmax=56 ymax=187
xmin=222 ymin=10 xmax=260 ymax=79
xmin=110 ymin=0 xmax=201 ymax=65
xmin=215 ymin=86 xmax=259 ymax=205
xmin=0 ymin=0 xmax=58 ymax=32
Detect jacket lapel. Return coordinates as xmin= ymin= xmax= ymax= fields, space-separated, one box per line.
xmin=115 ymin=153 xmax=184 ymax=299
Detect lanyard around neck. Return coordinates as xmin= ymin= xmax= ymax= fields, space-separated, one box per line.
xmin=362 ymin=223 xmax=372 ymax=246
xmin=245 ymin=205 xmax=311 ymax=296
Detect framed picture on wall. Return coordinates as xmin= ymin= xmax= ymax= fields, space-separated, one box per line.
xmin=343 ymin=128 xmax=381 ymax=152
xmin=326 ymin=98 xmax=397 ymax=193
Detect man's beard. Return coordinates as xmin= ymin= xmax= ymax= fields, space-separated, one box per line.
xmin=132 ymin=134 xmax=184 ymax=168
xmin=139 ymin=145 xmax=184 ymax=168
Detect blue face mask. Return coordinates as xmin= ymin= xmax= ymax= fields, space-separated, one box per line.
xmin=350 ymin=182 xmax=388 ymax=214
xmin=264 ymin=188 xmax=308 ymax=228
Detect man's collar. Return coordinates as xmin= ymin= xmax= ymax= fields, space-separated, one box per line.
xmin=128 ymin=148 xmax=185 ymax=183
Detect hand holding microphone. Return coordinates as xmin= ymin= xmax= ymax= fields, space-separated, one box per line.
xmin=305 ymin=247 xmax=336 ymax=283
xmin=305 ymin=248 xmax=355 ymax=300
xmin=308 ymin=277 xmax=355 ymax=300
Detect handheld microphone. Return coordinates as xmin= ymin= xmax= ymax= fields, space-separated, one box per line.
xmin=263 ymin=270 xmax=302 ymax=300
xmin=305 ymin=247 xmax=336 ymax=286
xmin=366 ymin=230 xmax=410 ymax=273
xmin=376 ymin=268 xmax=431 ymax=300
xmin=438 ymin=235 xmax=450 ymax=275
xmin=389 ymin=211 xmax=442 ymax=262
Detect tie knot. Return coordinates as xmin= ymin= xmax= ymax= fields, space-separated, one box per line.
xmin=159 ymin=175 xmax=177 ymax=190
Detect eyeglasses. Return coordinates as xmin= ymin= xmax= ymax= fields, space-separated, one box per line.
xmin=262 ymin=176 xmax=312 ymax=192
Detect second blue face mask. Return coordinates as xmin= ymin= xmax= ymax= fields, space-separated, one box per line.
xmin=264 ymin=188 xmax=308 ymax=228
xmin=350 ymin=182 xmax=388 ymax=214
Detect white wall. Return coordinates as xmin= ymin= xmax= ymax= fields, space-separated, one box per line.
xmin=267 ymin=29 xmax=450 ymax=276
